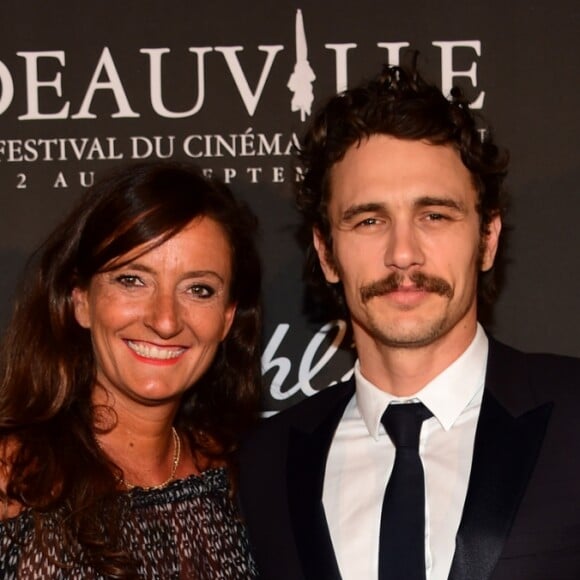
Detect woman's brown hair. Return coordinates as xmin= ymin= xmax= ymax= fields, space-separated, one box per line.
xmin=0 ymin=162 xmax=262 ymax=576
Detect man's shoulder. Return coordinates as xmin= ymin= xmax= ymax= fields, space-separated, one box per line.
xmin=488 ymin=337 xmax=580 ymax=401
xmin=263 ymin=379 xmax=354 ymax=429
xmin=490 ymin=337 xmax=580 ymax=372
xmin=241 ymin=379 xmax=355 ymax=450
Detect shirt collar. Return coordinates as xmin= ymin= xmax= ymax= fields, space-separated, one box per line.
xmin=355 ymin=323 xmax=489 ymax=440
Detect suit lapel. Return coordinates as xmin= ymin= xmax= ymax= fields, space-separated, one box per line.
xmin=282 ymin=340 xmax=553 ymax=580
xmin=449 ymin=340 xmax=553 ymax=580
xmin=286 ymin=380 xmax=355 ymax=580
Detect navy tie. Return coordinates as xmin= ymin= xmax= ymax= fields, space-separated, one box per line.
xmin=379 ymin=402 xmax=433 ymax=580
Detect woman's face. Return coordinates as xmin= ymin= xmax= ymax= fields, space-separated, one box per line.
xmin=72 ymin=216 xmax=236 ymax=409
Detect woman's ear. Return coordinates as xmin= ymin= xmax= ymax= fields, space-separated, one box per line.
xmin=71 ymin=287 xmax=91 ymax=329
xmin=221 ymin=303 xmax=237 ymax=341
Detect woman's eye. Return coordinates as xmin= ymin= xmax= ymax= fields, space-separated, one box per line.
xmin=115 ymin=275 xmax=144 ymax=287
xmin=189 ymin=285 xmax=215 ymax=299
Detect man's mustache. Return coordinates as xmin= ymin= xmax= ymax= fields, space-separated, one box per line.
xmin=360 ymin=272 xmax=453 ymax=304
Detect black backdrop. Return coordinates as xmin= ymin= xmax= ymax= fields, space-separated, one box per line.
xmin=1 ymin=0 xmax=579 ymax=413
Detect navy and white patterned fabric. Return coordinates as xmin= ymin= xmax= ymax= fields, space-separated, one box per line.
xmin=0 ymin=468 xmax=258 ymax=579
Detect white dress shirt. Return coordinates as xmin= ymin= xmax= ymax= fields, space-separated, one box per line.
xmin=322 ymin=324 xmax=489 ymax=580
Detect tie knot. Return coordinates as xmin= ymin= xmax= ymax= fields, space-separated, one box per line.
xmin=381 ymin=402 xmax=433 ymax=450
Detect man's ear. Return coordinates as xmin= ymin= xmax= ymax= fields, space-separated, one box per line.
xmin=71 ymin=287 xmax=91 ymax=329
xmin=312 ymin=228 xmax=340 ymax=283
xmin=480 ymin=214 xmax=502 ymax=272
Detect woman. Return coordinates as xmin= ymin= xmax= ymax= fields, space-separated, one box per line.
xmin=0 ymin=162 xmax=261 ymax=578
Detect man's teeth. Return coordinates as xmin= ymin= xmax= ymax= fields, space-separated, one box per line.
xmin=127 ymin=341 xmax=185 ymax=360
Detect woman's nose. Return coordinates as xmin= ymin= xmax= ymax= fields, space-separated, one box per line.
xmin=144 ymin=291 xmax=183 ymax=338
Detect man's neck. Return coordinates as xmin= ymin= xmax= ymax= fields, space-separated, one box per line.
xmin=355 ymin=323 xmax=479 ymax=397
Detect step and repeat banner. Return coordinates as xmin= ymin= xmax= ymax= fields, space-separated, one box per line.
xmin=1 ymin=0 xmax=579 ymax=413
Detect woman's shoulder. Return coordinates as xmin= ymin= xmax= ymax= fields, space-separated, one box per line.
xmin=0 ymin=436 xmax=25 ymax=520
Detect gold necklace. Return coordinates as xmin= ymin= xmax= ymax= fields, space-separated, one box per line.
xmin=120 ymin=427 xmax=181 ymax=491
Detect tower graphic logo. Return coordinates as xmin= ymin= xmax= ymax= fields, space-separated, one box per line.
xmin=287 ymin=9 xmax=316 ymax=121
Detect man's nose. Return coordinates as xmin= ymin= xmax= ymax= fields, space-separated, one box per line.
xmin=383 ymin=221 xmax=425 ymax=271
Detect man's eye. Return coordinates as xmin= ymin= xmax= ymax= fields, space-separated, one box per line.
xmin=115 ymin=275 xmax=144 ymax=287
xmin=189 ymin=285 xmax=215 ymax=299
xmin=425 ymin=213 xmax=448 ymax=221
xmin=356 ymin=217 xmax=380 ymax=227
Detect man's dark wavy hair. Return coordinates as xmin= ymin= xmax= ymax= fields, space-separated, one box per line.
xmin=297 ymin=63 xmax=509 ymax=321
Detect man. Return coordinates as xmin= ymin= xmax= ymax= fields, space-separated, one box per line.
xmin=239 ymin=65 xmax=580 ymax=580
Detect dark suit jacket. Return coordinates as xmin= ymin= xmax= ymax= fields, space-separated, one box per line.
xmin=239 ymin=339 xmax=580 ymax=580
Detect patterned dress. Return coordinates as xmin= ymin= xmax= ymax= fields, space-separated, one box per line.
xmin=0 ymin=467 xmax=258 ymax=579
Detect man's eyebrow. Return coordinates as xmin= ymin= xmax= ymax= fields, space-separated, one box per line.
xmin=414 ymin=196 xmax=466 ymax=212
xmin=340 ymin=197 xmax=466 ymax=221
xmin=341 ymin=202 xmax=386 ymax=222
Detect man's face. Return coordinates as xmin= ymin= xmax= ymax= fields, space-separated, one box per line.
xmin=314 ymin=134 xmax=500 ymax=354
